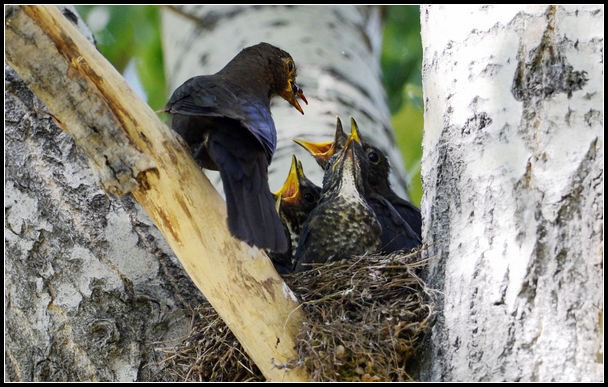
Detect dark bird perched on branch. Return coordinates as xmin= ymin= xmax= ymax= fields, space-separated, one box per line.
xmin=268 ymin=155 xmax=322 ymax=274
xmin=162 ymin=42 xmax=307 ymax=252
xmin=294 ymin=117 xmax=422 ymax=253
xmin=292 ymin=126 xmax=382 ymax=273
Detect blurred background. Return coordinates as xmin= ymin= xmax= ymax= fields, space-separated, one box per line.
xmin=75 ymin=5 xmax=424 ymax=206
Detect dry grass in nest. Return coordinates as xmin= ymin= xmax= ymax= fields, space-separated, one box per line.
xmin=150 ymin=248 xmax=434 ymax=382
xmin=149 ymin=303 xmax=264 ymax=382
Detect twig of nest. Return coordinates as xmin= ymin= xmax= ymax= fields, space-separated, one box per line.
xmin=149 ymin=304 xmax=264 ymax=382
xmin=150 ymin=247 xmax=435 ymax=382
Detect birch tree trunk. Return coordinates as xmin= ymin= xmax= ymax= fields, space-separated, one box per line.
xmin=5 ymin=4 xmax=399 ymax=382
xmin=419 ymin=5 xmax=603 ymax=382
xmin=161 ymin=5 xmax=409 ymax=199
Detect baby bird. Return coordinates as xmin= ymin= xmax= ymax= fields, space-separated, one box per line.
xmin=294 ymin=117 xmax=421 ymax=253
xmin=292 ymin=127 xmax=382 ymax=273
xmin=268 ymin=155 xmax=322 ymax=274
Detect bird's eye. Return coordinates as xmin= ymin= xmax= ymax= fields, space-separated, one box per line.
xmin=303 ymin=192 xmax=315 ymax=204
xmin=287 ymin=61 xmax=295 ymax=73
xmin=368 ymin=151 xmax=380 ymax=164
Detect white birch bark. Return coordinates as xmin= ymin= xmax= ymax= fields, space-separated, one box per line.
xmin=420 ymin=5 xmax=603 ymax=382
xmin=161 ymin=5 xmax=410 ymax=199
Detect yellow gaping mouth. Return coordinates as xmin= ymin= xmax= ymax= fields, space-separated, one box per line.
xmin=275 ymin=154 xmax=300 ymax=203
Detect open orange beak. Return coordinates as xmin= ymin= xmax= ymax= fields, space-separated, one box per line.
xmin=293 ymin=81 xmax=308 ymax=106
xmin=274 ymin=155 xmax=301 ymax=203
xmin=349 ymin=117 xmax=362 ymax=144
xmin=293 ymin=138 xmax=337 ymax=164
xmin=332 ymin=133 xmax=356 ymax=173
xmin=282 ymin=81 xmax=308 ymax=115
xmin=331 ymin=118 xmax=363 ymax=172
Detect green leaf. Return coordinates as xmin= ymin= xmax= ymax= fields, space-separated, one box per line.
xmin=381 ymin=6 xmax=424 ymax=205
xmin=75 ymin=5 xmax=166 ymax=110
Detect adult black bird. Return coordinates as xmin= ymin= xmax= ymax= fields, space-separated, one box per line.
xmin=162 ymin=42 xmax=307 ymax=252
xmin=292 ymin=129 xmax=382 ymax=273
xmin=268 ymin=155 xmax=322 ymax=274
xmin=294 ymin=117 xmax=422 ymax=249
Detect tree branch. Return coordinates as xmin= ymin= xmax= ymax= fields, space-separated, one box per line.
xmin=5 ymin=4 xmax=308 ymax=382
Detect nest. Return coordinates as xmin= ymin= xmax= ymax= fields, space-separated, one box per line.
xmin=150 ymin=248 xmax=434 ymax=382
xmin=150 ymin=303 xmax=264 ymax=382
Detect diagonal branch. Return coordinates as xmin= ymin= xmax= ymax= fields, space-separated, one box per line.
xmin=5 ymin=4 xmax=307 ymax=382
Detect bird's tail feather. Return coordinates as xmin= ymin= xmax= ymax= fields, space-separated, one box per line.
xmin=217 ymin=150 xmax=288 ymax=253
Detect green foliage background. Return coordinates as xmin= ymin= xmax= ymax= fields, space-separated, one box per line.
xmin=75 ymin=5 xmax=424 ymax=206
xmin=381 ymin=6 xmax=424 ymax=206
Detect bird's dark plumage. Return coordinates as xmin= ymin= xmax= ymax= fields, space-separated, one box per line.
xmin=294 ymin=117 xmax=422 ymax=253
xmin=349 ymin=119 xmax=421 ymax=253
xmin=163 ymin=42 xmax=307 ymax=252
xmin=268 ymin=155 xmax=322 ymax=274
xmin=292 ymin=129 xmax=382 ymax=273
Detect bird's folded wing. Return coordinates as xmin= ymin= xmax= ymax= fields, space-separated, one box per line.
xmin=368 ymin=192 xmax=421 ymax=251
xmin=166 ymin=76 xmax=277 ymax=162
xmin=165 ymin=76 xmax=238 ymax=116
